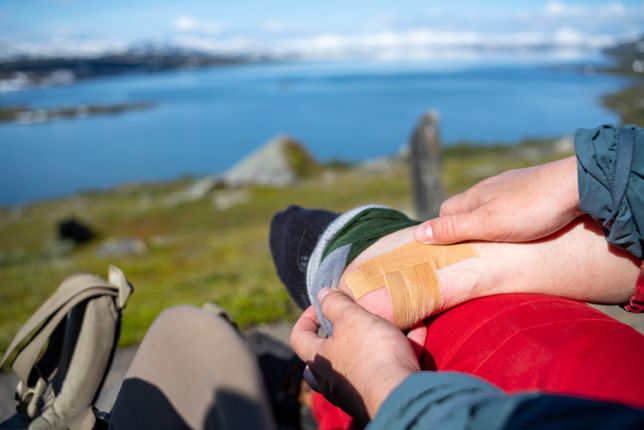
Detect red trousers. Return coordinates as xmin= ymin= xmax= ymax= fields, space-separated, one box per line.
xmin=312 ymin=294 xmax=644 ymax=429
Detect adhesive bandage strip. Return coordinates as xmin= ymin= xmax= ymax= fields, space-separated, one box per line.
xmin=344 ymin=241 xmax=478 ymax=328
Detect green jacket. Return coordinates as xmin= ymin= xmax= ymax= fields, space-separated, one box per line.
xmin=369 ymin=372 xmax=644 ymax=430
xmin=576 ymin=124 xmax=643 ymax=258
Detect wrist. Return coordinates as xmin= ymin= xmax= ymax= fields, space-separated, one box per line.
xmin=363 ymin=366 xmax=414 ymax=419
xmin=437 ymin=257 xmax=484 ymax=309
xmin=560 ymin=156 xmax=581 ymax=216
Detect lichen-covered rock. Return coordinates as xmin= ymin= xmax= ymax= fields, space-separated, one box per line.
xmin=212 ymin=189 xmax=250 ymax=210
xmin=223 ymin=135 xmax=318 ymax=187
xmin=96 ymin=238 xmax=147 ymax=257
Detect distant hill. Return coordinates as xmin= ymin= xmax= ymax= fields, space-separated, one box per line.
xmin=601 ymin=36 xmax=644 ymax=125
xmin=0 ymin=48 xmax=266 ymax=90
xmin=603 ymin=36 xmax=644 ymax=77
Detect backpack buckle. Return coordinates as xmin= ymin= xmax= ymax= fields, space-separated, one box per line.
xmin=16 ymin=377 xmax=47 ymax=418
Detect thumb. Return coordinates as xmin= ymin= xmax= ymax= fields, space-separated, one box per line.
xmin=414 ymin=211 xmax=490 ymax=244
xmin=318 ymin=288 xmax=363 ymax=324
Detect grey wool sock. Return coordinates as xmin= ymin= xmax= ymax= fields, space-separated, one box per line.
xmin=306 ymin=206 xmax=419 ymax=334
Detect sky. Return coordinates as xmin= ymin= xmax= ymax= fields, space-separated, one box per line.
xmin=1 ymin=0 xmax=643 ymax=59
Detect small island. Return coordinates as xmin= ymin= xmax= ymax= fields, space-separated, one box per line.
xmin=0 ymin=102 xmax=154 ymax=124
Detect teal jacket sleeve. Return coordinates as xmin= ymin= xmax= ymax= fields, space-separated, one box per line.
xmin=368 ymin=372 xmax=644 ymax=430
xmin=575 ymin=124 xmax=644 ymax=258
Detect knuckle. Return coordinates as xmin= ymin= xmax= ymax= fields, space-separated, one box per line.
xmin=321 ymin=290 xmax=341 ymax=308
xmin=433 ymin=216 xmax=457 ymax=240
xmin=439 ymin=203 xmax=455 ymax=217
xmin=438 ymin=203 xmax=449 ymax=217
xmin=439 ymin=197 xmax=457 ymax=215
xmin=320 ymin=290 xmax=348 ymax=314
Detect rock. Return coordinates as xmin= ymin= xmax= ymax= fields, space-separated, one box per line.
xmin=516 ymin=146 xmax=545 ymax=161
xmin=353 ymin=157 xmax=396 ymax=175
xmin=163 ymin=175 xmax=224 ymax=207
xmin=42 ymin=239 xmax=76 ymax=258
xmin=398 ymin=144 xmax=410 ymax=160
xmin=212 ymin=190 xmax=250 ymax=210
xmin=96 ymin=238 xmax=147 ymax=257
xmin=184 ymin=175 xmax=224 ymax=200
xmin=465 ymin=164 xmax=500 ymax=179
xmin=553 ymin=135 xmax=574 ymax=154
xmin=223 ymin=135 xmax=318 ymax=187
xmin=409 ymin=111 xmax=444 ymax=220
xmin=149 ymin=235 xmax=175 ymax=248
xmin=57 ymin=217 xmax=95 ymax=244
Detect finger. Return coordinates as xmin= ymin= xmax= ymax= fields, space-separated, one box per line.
xmin=317 ymin=288 xmax=365 ymax=325
xmin=406 ymin=323 xmax=427 ymax=360
xmin=290 ymin=306 xmax=325 ymax=363
xmin=414 ymin=195 xmax=476 ymax=243
xmin=419 ymin=210 xmax=494 ymax=244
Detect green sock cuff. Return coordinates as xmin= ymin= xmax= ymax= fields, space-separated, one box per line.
xmin=322 ymin=207 xmax=420 ymax=265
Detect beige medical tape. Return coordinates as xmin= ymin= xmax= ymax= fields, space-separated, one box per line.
xmin=344 ymin=241 xmax=478 ymax=328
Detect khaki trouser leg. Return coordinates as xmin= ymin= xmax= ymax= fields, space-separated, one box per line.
xmin=109 ymin=305 xmax=275 ymax=430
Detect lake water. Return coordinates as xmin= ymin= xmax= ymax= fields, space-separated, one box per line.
xmin=0 ymin=58 xmax=625 ymax=205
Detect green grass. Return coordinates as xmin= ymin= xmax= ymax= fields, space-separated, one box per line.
xmin=602 ymin=84 xmax=644 ymax=126
xmin=600 ymin=35 xmax=644 ymax=126
xmin=0 ymin=141 xmax=572 ymax=353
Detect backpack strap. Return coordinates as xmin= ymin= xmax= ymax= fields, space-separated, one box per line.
xmin=0 ymin=266 xmax=132 ymax=429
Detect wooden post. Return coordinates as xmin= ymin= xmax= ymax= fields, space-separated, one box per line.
xmin=409 ymin=111 xmax=444 ymax=220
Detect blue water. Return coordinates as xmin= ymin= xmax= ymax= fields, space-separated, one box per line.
xmin=0 ymin=60 xmax=625 ymax=205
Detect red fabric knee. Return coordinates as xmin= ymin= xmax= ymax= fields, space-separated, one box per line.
xmin=421 ymin=294 xmax=644 ymax=408
xmin=311 ymin=391 xmax=355 ymax=430
xmin=311 ymin=294 xmax=644 ymax=430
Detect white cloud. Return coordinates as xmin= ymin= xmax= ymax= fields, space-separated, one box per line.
xmin=170 ymin=34 xmax=260 ymax=56
xmin=545 ymin=1 xmax=578 ymax=16
xmin=174 ymin=15 xmax=199 ymax=32
xmin=4 ymin=1 xmax=643 ymax=62
xmin=268 ymin=28 xmax=618 ymax=61
xmin=545 ymin=1 xmax=629 ymax=18
xmin=173 ymin=15 xmax=224 ymax=35
xmin=260 ymin=20 xmax=320 ymax=36
xmin=0 ymin=26 xmax=624 ymax=62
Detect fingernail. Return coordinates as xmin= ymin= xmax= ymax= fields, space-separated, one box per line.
xmin=318 ymin=287 xmax=332 ymax=302
xmin=424 ymin=225 xmax=433 ymax=242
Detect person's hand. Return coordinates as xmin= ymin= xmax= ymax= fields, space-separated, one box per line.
xmin=290 ymin=288 xmax=421 ymax=423
xmin=414 ymin=156 xmax=581 ymax=244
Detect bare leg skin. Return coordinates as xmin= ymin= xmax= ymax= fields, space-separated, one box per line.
xmin=338 ymin=216 xmax=640 ymax=329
